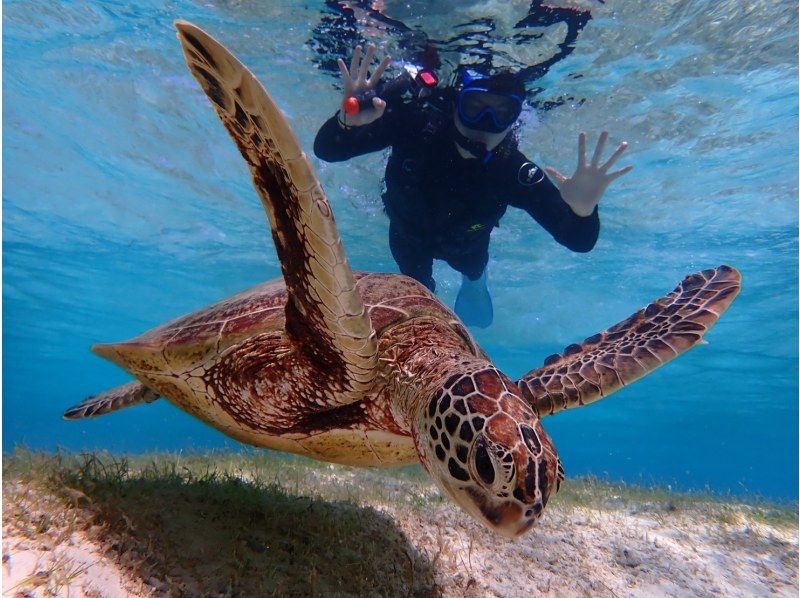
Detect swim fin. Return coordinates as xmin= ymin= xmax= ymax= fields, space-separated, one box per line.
xmin=454 ymin=271 xmax=493 ymax=328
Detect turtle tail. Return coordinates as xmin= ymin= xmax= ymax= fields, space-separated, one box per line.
xmin=63 ymin=381 xmax=160 ymax=420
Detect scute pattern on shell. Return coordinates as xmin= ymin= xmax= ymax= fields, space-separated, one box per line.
xmin=93 ymin=271 xmax=470 ymax=465
xmin=116 ymin=280 xmax=287 ymax=372
xmin=518 ymin=265 xmax=741 ymax=416
xmin=177 ymin=21 xmax=377 ymax=407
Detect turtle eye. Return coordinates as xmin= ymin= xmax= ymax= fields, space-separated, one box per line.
xmin=471 ymin=436 xmax=496 ymax=487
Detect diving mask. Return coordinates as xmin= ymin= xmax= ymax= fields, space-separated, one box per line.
xmin=457 ymin=88 xmax=523 ymax=133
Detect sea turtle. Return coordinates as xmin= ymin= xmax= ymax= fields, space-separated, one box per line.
xmin=64 ymin=21 xmax=741 ymax=538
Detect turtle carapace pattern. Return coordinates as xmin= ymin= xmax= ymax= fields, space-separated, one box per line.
xmin=64 ymin=21 xmax=741 ymax=539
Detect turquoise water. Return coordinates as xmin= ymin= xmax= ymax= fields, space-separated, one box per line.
xmin=4 ymin=1 xmax=797 ymax=500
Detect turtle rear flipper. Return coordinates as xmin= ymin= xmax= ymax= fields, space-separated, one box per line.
xmin=174 ymin=21 xmax=377 ymax=405
xmin=518 ymin=266 xmax=741 ymax=417
xmin=63 ymin=382 xmax=160 ymax=420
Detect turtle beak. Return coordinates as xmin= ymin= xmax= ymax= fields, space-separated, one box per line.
xmin=457 ymin=486 xmax=538 ymax=539
xmin=480 ymin=502 xmax=536 ymax=539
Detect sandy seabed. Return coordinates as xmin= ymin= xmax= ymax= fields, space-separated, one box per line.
xmin=2 ymin=451 xmax=796 ymax=597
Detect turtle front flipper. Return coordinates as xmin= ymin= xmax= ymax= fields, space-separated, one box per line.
xmin=518 ymin=266 xmax=741 ymax=417
xmin=174 ymin=22 xmax=377 ymax=404
xmin=63 ymin=382 xmax=160 ymax=420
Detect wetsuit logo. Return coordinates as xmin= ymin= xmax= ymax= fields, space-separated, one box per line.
xmin=518 ymin=162 xmax=545 ymax=186
xmin=467 ymin=223 xmax=486 ymax=232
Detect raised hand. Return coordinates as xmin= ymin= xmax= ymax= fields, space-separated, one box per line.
xmin=545 ymin=131 xmax=633 ymax=217
xmin=337 ymin=43 xmax=392 ymax=127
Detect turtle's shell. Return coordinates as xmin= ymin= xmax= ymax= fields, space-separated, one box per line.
xmin=95 ymin=271 xmax=478 ymax=380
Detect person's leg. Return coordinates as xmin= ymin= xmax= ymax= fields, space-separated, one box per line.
xmin=446 ymin=237 xmax=493 ymax=328
xmin=389 ymin=220 xmax=436 ymax=291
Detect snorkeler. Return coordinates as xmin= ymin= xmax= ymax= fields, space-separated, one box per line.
xmin=313 ymin=44 xmax=632 ymax=327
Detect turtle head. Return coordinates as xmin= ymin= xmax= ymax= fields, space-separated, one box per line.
xmin=416 ymin=366 xmax=563 ymax=538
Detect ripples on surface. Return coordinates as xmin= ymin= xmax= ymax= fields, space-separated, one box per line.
xmin=4 ymin=0 xmax=797 ymax=499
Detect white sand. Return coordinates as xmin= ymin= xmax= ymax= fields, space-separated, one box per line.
xmin=3 ymin=529 xmax=147 ymax=597
xmin=4 ymin=473 xmax=796 ymax=597
xmin=384 ymin=499 xmax=798 ymax=597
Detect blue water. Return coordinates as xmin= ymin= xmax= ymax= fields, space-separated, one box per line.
xmin=4 ymin=1 xmax=797 ymax=500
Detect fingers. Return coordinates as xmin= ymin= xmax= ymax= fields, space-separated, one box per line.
xmin=372 ymin=97 xmax=387 ymax=117
xmin=545 ymin=166 xmax=567 ymax=184
xmin=367 ymin=55 xmax=392 ymax=87
xmin=358 ymin=44 xmax=376 ymax=82
xmin=591 ymin=130 xmax=608 ymax=167
xmin=607 ymin=164 xmax=634 ymax=181
xmin=601 ymin=141 xmax=629 ymax=172
xmin=349 ymin=97 xmax=387 ymax=126
xmin=346 ymin=44 xmax=387 ymax=90
xmin=349 ymin=45 xmax=362 ymax=81
xmin=337 ymin=58 xmax=351 ymax=85
xmin=577 ymin=132 xmax=586 ymax=169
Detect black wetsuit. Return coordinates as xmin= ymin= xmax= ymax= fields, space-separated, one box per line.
xmin=313 ymin=87 xmax=599 ymax=290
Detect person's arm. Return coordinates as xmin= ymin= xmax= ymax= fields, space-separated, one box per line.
xmin=314 ymin=111 xmax=393 ymax=162
xmin=506 ymin=130 xmax=632 ymax=252
xmin=504 ymin=154 xmax=600 ymax=253
xmin=313 ymin=43 xmax=394 ymax=163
